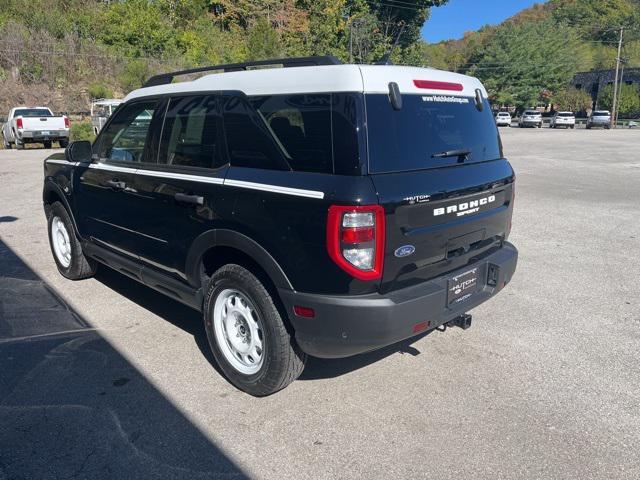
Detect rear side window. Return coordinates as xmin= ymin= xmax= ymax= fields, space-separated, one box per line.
xmin=97 ymin=101 xmax=156 ymax=163
xmin=366 ymin=94 xmax=501 ymax=174
xmin=222 ymin=96 xmax=287 ymax=170
xmin=158 ymin=96 xmax=223 ymax=170
xmin=250 ymin=94 xmax=333 ymax=174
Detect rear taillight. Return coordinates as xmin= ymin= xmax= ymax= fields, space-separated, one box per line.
xmin=327 ymin=205 xmax=385 ymax=281
xmin=16 ymin=118 xmax=23 ymax=129
xmin=64 ymin=116 xmax=70 ymax=128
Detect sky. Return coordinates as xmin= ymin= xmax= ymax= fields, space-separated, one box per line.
xmin=421 ymin=0 xmax=547 ymax=43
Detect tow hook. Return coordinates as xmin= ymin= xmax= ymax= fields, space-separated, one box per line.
xmin=437 ymin=314 xmax=473 ymax=332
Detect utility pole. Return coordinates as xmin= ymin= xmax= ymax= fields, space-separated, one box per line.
xmin=615 ymin=58 xmax=628 ymax=126
xmin=611 ymin=27 xmax=623 ymax=129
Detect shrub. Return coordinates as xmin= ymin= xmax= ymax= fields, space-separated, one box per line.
xmin=70 ymin=121 xmax=95 ymax=142
xmin=88 ymin=83 xmax=114 ymax=100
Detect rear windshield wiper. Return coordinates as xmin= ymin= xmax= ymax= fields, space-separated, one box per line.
xmin=431 ymin=148 xmax=471 ymax=159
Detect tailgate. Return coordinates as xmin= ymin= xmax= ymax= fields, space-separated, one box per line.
xmin=371 ymin=160 xmax=515 ymax=292
xmin=22 ymin=116 xmax=65 ymax=131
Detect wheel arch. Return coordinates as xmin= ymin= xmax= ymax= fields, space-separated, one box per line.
xmin=42 ymin=181 xmax=80 ymax=237
xmin=186 ymin=229 xmax=294 ymax=293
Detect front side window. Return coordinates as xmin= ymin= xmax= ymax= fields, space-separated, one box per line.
xmin=158 ymin=95 xmax=223 ymax=170
xmin=98 ymin=101 xmax=156 ymax=163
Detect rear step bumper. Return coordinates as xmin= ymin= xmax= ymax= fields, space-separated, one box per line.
xmin=280 ymin=242 xmax=517 ymax=358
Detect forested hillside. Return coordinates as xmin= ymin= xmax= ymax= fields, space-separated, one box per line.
xmin=0 ymin=0 xmax=447 ymax=112
xmin=422 ymin=0 xmax=640 ymax=111
xmin=1 ymin=0 xmax=639 ymax=114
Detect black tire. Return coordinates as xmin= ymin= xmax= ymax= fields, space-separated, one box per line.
xmin=44 ymin=140 xmax=52 ymax=149
xmin=59 ymin=139 xmax=69 ymax=148
xmin=15 ymin=138 xmax=24 ymax=150
xmin=46 ymin=201 xmax=97 ymax=280
xmin=605 ymin=125 xmax=611 ymax=130
xmin=203 ymin=264 xmax=306 ymax=396
xmin=586 ymin=124 xmax=591 ymax=129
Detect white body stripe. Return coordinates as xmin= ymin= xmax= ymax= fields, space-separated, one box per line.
xmin=57 ymin=162 xmax=323 ymax=199
xmin=224 ymin=179 xmax=324 ymax=199
xmin=45 ymin=159 xmax=78 ymax=166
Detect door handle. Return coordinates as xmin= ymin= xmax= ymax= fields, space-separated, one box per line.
xmin=105 ymin=179 xmax=126 ymax=190
xmin=174 ymin=193 xmax=204 ymax=206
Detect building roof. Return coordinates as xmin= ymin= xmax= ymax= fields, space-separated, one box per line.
xmin=124 ymin=64 xmax=487 ymax=101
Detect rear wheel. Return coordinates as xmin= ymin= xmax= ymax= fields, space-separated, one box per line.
xmin=203 ymin=264 xmax=306 ymax=396
xmin=44 ymin=140 xmax=52 ymax=149
xmin=46 ymin=202 xmax=97 ymax=280
xmin=15 ymin=138 xmax=24 ymax=150
xmin=59 ymin=139 xmax=69 ymax=148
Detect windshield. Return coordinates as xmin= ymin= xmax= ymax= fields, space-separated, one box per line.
xmin=15 ymin=108 xmax=52 ymax=117
xmin=366 ymin=94 xmax=501 ymax=174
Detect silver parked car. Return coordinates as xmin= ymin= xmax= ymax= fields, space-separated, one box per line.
xmin=495 ymin=111 xmax=512 ymax=127
xmin=518 ymin=110 xmax=542 ymax=128
xmin=586 ymin=110 xmax=611 ymax=129
xmin=550 ymin=111 xmax=575 ymax=129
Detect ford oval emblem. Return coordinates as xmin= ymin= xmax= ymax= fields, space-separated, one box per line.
xmin=394 ymin=245 xmax=415 ymax=258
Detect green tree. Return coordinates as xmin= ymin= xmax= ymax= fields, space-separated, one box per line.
xmin=598 ymin=83 xmax=640 ymax=117
xmin=119 ymin=59 xmax=152 ymax=93
xmin=246 ymin=18 xmax=283 ymax=60
xmin=466 ymin=19 xmax=589 ymax=108
xmin=552 ymin=87 xmax=593 ymax=112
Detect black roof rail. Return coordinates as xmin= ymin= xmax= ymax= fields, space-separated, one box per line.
xmin=142 ymin=55 xmax=343 ymax=88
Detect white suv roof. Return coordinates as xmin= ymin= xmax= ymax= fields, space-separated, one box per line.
xmin=125 ymin=64 xmax=488 ymax=101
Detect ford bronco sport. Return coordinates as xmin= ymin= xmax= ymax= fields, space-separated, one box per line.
xmin=43 ymin=56 xmax=518 ymax=396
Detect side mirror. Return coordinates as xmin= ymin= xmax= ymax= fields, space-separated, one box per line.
xmin=66 ymin=141 xmax=92 ymax=163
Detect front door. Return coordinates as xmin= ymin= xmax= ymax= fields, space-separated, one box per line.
xmin=76 ymin=100 xmax=160 ymax=259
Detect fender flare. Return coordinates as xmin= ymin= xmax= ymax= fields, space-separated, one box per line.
xmin=42 ymin=179 xmax=81 ymax=237
xmin=185 ymin=229 xmax=294 ymax=292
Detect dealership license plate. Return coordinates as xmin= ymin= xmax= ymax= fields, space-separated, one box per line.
xmin=447 ymin=268 xmax=479 ymax=305
xmin=41 ymin=131 xmax=50 ymax=136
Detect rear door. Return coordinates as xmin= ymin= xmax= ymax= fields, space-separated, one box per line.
xmin=365 ymin=93 xmax=515 ymax=292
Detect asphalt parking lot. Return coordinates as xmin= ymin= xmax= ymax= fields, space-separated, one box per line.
xmin=1 ymin=128 xmax=639 ymax=479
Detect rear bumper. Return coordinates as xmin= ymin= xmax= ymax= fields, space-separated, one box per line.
xmin=280 ymin=242 xmax=518 ymax=358
xmin=20 ymin=131 xmax=69 ymax=141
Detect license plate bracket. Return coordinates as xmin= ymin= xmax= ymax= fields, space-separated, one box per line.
xmin=447 ymin=268 xmax=480 ymax=305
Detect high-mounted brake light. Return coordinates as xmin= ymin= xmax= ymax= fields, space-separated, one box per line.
xmin=64 ymin=116 xmax=70 ymax=128
xmin=413 ymin=80 xmax=463 ymax=92
xmin=16 ymin=118 xmax=23 ymax=130
xmin=327 ymin=205 xmax=385 ymax=281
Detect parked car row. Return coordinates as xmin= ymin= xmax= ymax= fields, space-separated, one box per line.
xmin=494 ymin=109 xmax=613 ymax=130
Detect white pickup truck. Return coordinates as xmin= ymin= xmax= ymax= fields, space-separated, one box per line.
xmin=2 ymin=107 xmax=70 ymax=149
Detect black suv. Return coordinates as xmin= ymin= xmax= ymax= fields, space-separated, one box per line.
xmin=43 ymin=57 xmax=517 ymax=395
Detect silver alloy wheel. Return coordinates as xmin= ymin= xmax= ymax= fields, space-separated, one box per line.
xmin=213 ymin=289 xmax=265 ymax=375
xmin=51 ymin=216 xmax=72 ymax=268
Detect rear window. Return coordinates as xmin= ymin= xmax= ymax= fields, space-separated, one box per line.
xmin=497 ymin=112 xmax=510 ymax=116
xmin=366 ymin=94 xmax=501 ymax=174
xmin=15 ymin=108 xmax=52 ymax=117
xmin=594 ymin=111 xmax=610 ymax=116
xmin=558 ymin=112 xmax=574 ymax=117
xmin=524 ymin=110 xmax=540 ymax=116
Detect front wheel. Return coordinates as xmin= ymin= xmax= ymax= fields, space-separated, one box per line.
xmin=204 ymin=264 xmax=306 ymax=396
xmin=47 ymin=202 xmax=97 ymax=280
